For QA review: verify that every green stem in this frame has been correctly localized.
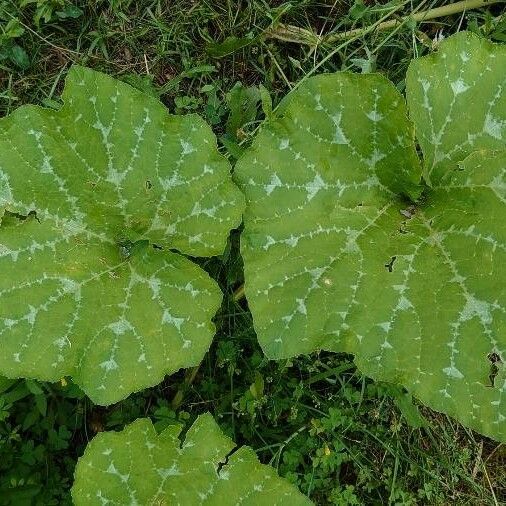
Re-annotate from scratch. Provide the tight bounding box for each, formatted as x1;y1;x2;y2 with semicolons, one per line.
266;0;504;46
171;365;200;410
326;0;505;42
305;362;356;385
233;284;245;302
264;23;318;46
272;0;428;94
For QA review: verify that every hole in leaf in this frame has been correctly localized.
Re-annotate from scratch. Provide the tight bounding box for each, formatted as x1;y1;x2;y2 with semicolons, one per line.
216;445;240;476
1;210;40;227
489;352;501;364
5;209;39;222
384;256;396;273
488;352;503;387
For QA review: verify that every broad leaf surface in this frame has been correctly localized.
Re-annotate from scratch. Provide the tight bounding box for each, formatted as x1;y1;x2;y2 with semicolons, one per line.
407;32;506;186
236;34;506;441
0;66;244;405
72;413;312;505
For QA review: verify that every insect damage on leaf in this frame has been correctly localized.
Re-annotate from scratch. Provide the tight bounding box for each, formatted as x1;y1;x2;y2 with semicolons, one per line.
235;32;506;442
0;66;245;405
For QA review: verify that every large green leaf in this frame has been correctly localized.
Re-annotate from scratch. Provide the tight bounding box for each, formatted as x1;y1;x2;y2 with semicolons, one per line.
235;33;506;441
0;66;244;405
72;413;312;505
407;32;506;186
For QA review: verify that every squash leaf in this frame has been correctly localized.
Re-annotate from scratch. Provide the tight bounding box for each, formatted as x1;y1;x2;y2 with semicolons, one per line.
235;33;506;441
72;412;312;505
407;32;506;186
0;66;245;405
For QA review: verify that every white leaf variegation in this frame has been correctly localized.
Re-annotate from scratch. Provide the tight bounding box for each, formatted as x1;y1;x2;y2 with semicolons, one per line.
407;32;506;186
72;413;312;505
0;66;245;405
236;33;506;442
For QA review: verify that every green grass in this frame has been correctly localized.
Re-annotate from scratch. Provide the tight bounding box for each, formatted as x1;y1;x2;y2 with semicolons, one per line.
0;0;506;504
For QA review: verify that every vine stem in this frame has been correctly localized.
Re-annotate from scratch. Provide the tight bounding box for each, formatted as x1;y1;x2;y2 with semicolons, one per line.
266;0;505;46
233;284;245;302
327;0;505;42
171;365;200;410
